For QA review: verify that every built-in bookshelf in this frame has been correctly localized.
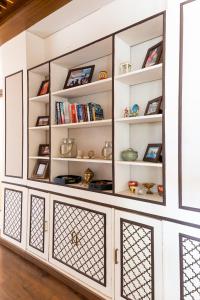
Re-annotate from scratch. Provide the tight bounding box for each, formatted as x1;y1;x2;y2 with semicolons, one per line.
28;13;165;203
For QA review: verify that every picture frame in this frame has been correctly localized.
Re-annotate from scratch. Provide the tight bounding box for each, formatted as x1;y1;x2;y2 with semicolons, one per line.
37;80;50;96
36;116;49;127
63;65;95;89
144;96;162;115
32;160;49;179
38;144;50;156
142;41;163;68
143;143;162;162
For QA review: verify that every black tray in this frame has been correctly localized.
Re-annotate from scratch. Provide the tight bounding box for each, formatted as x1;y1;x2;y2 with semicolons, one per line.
89;180;113;191
54;175;82;185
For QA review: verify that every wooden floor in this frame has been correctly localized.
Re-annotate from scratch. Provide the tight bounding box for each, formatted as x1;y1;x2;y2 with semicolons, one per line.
0;244;87;300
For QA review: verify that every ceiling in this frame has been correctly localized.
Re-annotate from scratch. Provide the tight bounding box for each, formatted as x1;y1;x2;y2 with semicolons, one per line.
0;0;28;21
28;0;115;39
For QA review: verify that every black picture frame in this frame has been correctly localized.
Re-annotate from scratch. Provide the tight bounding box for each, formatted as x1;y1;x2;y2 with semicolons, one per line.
36;116;49;127
143;143;162;162
38;144;50;156
144;96;163;115
63;65;95;89
37;80;50;96
142;41;163;68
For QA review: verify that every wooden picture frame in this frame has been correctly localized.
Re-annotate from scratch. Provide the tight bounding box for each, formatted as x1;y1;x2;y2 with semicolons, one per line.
142;41;163;68
38;144;50;156
144;96;162;115
37;80;50;96
32;160;49;179
143;143;162;162
63;65;95;89
36;116;49;127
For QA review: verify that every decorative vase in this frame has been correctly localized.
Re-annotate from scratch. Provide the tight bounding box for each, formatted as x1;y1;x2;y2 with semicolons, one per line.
102;141;112;160
143;183;155;194
157;184;164;196
128;181;138;193
121;148;138;161
60;138;77;158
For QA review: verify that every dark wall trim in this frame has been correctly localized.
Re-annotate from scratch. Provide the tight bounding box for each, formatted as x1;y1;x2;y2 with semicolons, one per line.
5;70;23;179
178;0;200;212
3;180;200;230
0;238;103;300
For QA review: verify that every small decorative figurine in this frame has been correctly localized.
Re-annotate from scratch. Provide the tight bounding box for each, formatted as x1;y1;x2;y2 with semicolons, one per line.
129;104;139;117
157;184;164;196
88;150;95;159
82;168;94;186
124;107;129;118
98;71;108;80
120;62;132;74
143;183;155;194
76;150;83;159
128;181;138;193
121;148;138;161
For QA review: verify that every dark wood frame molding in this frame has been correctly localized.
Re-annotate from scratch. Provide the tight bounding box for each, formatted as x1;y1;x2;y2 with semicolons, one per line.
0;238;103;300
26;11;166;207
178;0;200;212
5;70;23;179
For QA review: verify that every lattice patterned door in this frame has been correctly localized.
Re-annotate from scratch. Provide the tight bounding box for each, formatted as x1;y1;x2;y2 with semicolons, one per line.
2;184;28;249
115;211;163;300
27;190;49;260
49;196;113;297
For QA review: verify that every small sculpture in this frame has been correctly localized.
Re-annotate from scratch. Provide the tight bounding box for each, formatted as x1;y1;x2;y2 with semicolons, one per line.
129;104;139;117
88;150;95;159
82;168;94;186
124;107;129;118
157;184;164;196
128;181;138;193
98;71;108;80
76;150;83;159
120;62;132;74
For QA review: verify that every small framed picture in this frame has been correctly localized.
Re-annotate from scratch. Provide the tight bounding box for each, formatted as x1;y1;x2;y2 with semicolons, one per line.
142;41;163;68
32;160;49;179
144;97;162;115
37;80;50;96
36;116;49;127
143;144;162;162
63;65;95;89
38;144;50;156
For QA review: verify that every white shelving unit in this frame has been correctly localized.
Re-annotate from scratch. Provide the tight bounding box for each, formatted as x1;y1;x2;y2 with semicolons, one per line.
116;161;162;168
116;114;162;124
52;158;112;164
51;119;112;129
29;94;49;103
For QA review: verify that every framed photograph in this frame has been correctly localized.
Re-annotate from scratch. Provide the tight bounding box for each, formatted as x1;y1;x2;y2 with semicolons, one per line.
32;160;49;179
142;41;163;68
63;65;95;89
37;80;50;96
36;116;49;127
143;143;162;162
38;144;50;156
144;96;162;115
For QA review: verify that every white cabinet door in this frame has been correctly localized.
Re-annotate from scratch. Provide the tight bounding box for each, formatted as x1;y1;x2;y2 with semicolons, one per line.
1;184;28;249
49;195;114;299
26;189;49;261
115;210;163;300
163;221;200;300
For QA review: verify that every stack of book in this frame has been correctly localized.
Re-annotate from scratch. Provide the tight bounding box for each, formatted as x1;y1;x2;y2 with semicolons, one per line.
55;101;104;124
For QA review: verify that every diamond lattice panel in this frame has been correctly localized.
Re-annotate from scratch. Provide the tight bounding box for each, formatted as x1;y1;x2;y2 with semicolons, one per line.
180;234;200;300
121;219;153;300
52;201;106;286
29;195;45;253
3;189;22;242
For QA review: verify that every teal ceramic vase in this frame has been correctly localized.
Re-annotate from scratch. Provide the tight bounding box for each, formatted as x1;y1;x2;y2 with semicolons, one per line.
121;148;138;161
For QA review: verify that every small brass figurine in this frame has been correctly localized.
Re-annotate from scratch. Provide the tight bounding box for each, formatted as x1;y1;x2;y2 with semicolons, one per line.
98;71;108;80
143;183;154;194
82;168;94;186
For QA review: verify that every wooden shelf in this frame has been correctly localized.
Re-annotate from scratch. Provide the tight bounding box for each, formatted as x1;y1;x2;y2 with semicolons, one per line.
52;157;112;164
115;64;162;86
52;119;112;129
29;94;49;103
29;156;49;160
52;78;112;98
118;190;162;202
116;114;162;124
29;126;49;131
116;160;162;168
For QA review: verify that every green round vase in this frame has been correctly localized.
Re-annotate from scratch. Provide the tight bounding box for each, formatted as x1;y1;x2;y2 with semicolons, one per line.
121;148;138;161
